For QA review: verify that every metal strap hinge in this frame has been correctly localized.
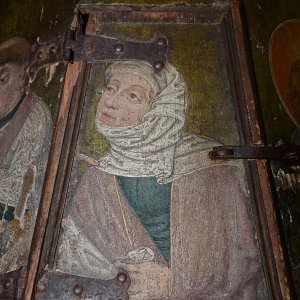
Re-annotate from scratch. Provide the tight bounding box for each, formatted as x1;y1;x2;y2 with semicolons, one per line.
209;144;300;166
28;13;168;81
34;268;130;300
0;267;27;299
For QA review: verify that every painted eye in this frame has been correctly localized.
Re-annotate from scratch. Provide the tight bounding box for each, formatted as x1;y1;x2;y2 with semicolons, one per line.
106;86;116;94
129;92;140;102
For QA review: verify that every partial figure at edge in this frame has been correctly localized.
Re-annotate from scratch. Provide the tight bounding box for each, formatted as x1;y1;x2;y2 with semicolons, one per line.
0;38;53;272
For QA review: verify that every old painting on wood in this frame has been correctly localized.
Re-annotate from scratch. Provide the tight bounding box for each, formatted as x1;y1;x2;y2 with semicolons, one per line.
0;38;52;272
52;19;270;299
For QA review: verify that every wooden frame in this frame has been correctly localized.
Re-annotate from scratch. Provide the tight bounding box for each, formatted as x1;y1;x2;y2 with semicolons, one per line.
21;1;292;299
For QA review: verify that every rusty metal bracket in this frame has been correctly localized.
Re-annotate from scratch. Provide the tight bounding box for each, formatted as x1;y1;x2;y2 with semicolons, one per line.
73;32;168;69
0;267;27;299
209;144;300;166
34;268;130;299
28;29;168;81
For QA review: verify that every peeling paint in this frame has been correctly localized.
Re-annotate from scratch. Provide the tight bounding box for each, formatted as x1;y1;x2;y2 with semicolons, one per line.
44;62;59;87
40;5;44;22
277;168;300;191
256;42;267;54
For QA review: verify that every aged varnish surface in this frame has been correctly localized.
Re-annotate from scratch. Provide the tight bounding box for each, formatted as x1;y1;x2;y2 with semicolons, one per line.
0;0;300;299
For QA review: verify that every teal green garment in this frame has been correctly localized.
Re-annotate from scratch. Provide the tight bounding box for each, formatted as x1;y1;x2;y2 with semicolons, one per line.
0;203;15;221
117;176;171;262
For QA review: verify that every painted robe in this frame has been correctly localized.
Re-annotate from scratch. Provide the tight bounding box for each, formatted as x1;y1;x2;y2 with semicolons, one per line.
58;160;261;299
0;91;52;272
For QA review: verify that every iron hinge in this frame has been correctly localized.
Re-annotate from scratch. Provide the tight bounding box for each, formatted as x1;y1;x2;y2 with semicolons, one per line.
28;13;168;81
209;144;300;166
34;268;130;299
0;267;27;300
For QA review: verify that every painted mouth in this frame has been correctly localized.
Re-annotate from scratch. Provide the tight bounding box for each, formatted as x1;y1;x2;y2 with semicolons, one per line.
101;111;116;120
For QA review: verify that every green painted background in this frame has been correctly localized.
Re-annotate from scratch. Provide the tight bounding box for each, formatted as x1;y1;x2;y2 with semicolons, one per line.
1;0;299;141
80;23;240;162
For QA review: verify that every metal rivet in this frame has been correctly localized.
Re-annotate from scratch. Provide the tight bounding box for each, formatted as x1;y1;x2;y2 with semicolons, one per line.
153;60;165;72
114;44;124;54
3;279;11;289
117;273;127;284
73;284;84;296
156;37;166;46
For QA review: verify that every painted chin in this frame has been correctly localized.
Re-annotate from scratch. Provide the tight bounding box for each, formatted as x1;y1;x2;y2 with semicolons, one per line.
120;116;139;127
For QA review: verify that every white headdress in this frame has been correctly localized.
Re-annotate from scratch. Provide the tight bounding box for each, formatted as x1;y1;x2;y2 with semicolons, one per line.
95;61;223;183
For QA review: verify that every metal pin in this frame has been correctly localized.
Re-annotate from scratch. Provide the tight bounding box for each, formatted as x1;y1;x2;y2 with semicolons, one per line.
156;37;166;46
73;284;84;296
114;44;124;54
153;60;164;72
117;273;127;284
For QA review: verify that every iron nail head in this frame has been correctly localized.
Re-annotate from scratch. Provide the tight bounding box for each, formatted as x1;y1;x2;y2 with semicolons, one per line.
156;37;166;46
114;44;124;54
73;283;84;296
117;273;127;284
153;60;165;72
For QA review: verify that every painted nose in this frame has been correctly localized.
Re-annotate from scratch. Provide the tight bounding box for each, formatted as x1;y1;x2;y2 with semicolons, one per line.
104;93;121;110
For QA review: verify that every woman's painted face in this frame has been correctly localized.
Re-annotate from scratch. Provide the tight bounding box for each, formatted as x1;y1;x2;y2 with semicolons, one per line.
96;72;155;127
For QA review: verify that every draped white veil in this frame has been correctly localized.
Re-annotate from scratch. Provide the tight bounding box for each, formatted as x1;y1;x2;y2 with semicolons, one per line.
95;61;223;183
